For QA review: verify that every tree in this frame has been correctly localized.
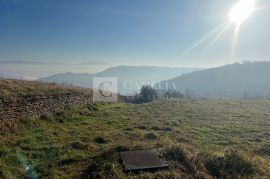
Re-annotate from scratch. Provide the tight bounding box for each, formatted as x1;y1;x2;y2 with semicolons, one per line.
139;85;158;102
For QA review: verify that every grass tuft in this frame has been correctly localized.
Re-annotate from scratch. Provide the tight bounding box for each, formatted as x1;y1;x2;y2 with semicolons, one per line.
94;137;108;144
205;149;256;178
144;133;158;140
163;146;197;174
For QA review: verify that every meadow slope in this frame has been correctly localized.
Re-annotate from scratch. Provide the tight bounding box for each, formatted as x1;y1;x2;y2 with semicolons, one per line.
1;99;270;178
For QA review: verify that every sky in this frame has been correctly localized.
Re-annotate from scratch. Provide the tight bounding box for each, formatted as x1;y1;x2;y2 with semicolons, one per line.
0;0;270;67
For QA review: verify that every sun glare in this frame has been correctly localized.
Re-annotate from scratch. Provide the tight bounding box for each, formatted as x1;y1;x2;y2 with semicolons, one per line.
182;0;258;56
230;0;255;25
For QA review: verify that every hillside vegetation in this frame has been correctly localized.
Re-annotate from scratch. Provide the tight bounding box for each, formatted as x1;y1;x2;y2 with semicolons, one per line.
1;99;270;178
159;62;270;99
0;78;92;98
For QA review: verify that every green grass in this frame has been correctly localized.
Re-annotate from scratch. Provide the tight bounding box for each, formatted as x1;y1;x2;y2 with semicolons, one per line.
1;99;270;178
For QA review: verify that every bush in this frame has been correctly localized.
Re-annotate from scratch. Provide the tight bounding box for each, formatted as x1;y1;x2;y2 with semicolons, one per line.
158;89;184;99
205;150;255;178
130;85;158;103
140;85;158;101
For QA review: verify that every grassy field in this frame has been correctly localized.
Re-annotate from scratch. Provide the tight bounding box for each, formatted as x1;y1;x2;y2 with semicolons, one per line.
1;99;270;178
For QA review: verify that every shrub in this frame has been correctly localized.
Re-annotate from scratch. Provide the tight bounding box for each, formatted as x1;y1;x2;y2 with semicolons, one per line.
159;89;184;99
130;85;158;103
205;150;255;178
140;85;158;101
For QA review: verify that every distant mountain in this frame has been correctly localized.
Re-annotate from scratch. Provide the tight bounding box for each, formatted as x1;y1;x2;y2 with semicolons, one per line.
40;66;201;95
158;62;270;99
39;72;94;87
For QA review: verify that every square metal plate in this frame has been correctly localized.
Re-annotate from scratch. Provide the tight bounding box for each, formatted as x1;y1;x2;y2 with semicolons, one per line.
119;150;168;171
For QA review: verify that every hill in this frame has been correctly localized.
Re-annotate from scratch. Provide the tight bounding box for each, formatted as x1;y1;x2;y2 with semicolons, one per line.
158;62;270;99
40;66;201;95
39;72;94;88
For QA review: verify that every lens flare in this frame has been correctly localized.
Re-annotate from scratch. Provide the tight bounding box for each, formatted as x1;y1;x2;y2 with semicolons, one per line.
182;0;257;57
230;0;255;25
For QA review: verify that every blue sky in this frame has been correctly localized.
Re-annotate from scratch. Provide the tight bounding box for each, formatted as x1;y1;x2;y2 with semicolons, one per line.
0;0;270;67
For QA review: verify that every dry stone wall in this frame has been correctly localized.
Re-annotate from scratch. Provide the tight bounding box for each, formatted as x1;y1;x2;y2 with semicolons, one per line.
0;93;92;121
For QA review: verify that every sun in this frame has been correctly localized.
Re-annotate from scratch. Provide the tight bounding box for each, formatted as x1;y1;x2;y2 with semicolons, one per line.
230;0;255;25
182;0;258;56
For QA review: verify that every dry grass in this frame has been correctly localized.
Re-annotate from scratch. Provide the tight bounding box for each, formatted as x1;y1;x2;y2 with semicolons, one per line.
0;78;92;98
